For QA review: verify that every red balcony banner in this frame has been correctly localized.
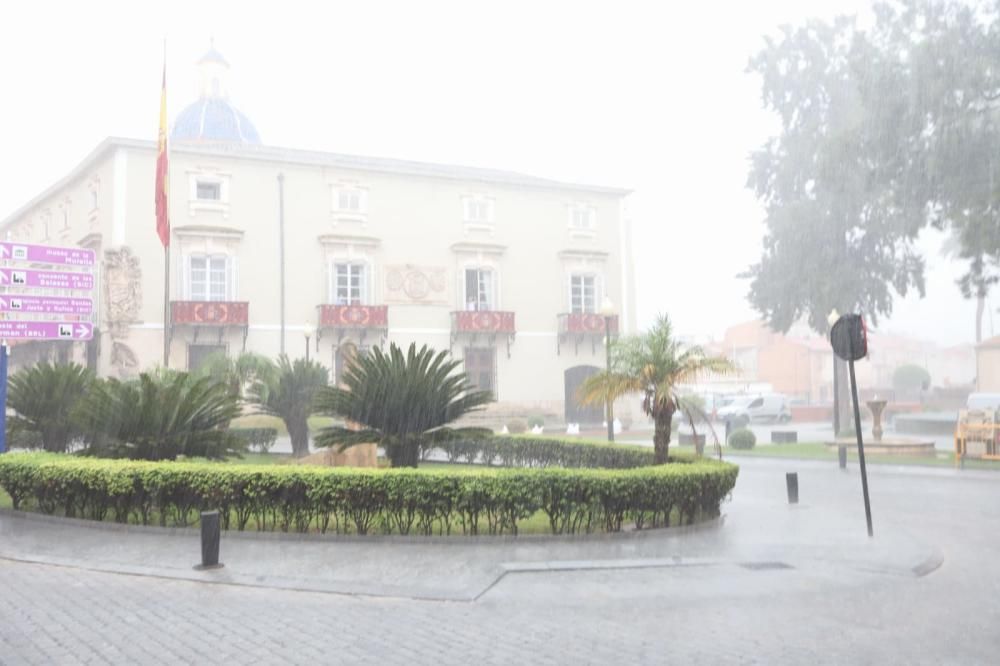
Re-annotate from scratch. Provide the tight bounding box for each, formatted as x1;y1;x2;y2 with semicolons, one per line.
319;304;388;329
171;301;249;325
452;311;516;333
560;313;618;334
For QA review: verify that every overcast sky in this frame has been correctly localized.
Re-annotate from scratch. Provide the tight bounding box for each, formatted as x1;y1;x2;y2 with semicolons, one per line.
0;0;981;347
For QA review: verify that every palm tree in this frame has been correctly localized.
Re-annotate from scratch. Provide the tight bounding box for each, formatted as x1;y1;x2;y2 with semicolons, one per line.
579;315;733;464
313;342;493;467
197;351;277;402
79;372;243;460
249;355;328;457
7;362;94;452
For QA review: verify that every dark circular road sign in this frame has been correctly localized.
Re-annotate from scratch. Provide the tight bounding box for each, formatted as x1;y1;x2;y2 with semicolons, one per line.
830;314;868;361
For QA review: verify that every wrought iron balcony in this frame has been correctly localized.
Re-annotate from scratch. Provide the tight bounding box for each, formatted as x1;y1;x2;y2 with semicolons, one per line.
450;310;516;357
317;304;388;345
169;301;249;347
557;312;618;355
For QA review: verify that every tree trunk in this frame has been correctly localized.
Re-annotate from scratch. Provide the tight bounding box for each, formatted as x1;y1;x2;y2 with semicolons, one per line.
976;293;985;344
653;411;673;464
289;421;309;458
388;439;419;468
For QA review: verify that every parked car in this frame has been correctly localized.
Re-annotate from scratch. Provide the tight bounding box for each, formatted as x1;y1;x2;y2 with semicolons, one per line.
716;394;791;426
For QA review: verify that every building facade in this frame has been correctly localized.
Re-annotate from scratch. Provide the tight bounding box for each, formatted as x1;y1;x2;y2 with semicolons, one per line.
0;48;636;424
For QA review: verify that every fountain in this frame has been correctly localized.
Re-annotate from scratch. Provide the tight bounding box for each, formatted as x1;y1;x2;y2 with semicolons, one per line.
867;398;887;441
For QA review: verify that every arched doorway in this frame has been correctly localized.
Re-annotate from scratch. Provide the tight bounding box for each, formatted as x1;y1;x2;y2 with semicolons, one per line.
565;365;603;425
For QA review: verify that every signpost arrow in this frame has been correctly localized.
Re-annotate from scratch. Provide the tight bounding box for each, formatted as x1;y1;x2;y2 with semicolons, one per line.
0;321;94;341
0;267;94;291
0;241;95;267
0;295;92;315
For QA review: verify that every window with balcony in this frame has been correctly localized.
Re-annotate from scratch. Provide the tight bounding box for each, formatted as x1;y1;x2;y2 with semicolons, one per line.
330;262;367;305
570;274;599;313
464;347;496;399
188;255;234;301
464;268;495;311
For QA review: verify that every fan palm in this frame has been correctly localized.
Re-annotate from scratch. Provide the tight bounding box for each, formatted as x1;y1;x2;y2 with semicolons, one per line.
579;315;733;464
7;362;94;452
249;355;328;457
313;342;493;467
79;372;243;460
197;351;277;402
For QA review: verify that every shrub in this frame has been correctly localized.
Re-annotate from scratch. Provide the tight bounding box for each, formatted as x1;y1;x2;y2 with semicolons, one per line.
230;428;278;453
0;452;738;535
7;362;95;452
728;428;756;450
506;419;528;434
250;356;328;458
437;436;655;469
527;415;545;429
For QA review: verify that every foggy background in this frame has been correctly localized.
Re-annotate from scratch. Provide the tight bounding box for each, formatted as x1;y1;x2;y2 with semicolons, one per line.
0;0;978;346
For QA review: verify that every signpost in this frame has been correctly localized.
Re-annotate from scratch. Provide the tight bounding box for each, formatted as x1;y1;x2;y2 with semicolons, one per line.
830;313;874;538
0;241;96;454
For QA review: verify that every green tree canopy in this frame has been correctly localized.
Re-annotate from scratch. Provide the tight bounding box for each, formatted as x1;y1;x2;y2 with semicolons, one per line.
7;362;94;453
249;355;328;458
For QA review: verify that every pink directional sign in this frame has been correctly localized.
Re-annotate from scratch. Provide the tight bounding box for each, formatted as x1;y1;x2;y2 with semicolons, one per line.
0;242;95;267
0;295;92;315
0;267;94;291
0;320;92;340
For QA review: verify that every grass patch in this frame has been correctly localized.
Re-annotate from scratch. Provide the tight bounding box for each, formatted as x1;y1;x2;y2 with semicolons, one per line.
229;415;339;436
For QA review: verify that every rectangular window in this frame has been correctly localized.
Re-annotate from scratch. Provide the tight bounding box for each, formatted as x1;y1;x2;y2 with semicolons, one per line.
332;263;366;305
464;268;494;311
462;196;494;224
463;347;496;399
196;181;221;201
569;205;596;230
337;189;361;211
570;275;597;314
190;256;230;301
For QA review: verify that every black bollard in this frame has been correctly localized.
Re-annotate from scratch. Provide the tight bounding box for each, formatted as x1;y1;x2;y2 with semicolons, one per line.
838;445;847;469
196;510;223;570
786;472;799;504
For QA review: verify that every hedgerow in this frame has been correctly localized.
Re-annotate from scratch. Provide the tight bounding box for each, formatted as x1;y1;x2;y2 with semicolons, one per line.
435;436;655;468
0;452;738;536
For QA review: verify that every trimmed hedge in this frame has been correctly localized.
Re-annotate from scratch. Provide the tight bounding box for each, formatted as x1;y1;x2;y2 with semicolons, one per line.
0;452;738;536
229;427;278;453
436;436;655;469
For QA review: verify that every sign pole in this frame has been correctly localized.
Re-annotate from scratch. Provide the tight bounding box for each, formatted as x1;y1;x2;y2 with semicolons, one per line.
847;352;874;537
163;243;170;368
0;343;7;455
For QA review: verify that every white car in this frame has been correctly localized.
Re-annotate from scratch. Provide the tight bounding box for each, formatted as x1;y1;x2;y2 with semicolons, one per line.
716;394;791;426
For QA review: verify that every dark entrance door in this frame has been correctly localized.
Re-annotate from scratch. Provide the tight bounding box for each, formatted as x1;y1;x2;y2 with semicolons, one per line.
565;365;603;425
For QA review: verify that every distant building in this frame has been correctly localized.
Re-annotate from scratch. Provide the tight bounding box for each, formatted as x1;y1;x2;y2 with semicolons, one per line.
710;320;975;403
0;46;637;424
976;336;1000;392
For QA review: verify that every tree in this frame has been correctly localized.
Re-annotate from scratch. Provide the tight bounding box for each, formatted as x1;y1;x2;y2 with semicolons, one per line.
745;13;928;335
578;316;733;464
893;364;931;397
7;362;94;452
79;372;243;460
313;343;492;467
250;355;328;457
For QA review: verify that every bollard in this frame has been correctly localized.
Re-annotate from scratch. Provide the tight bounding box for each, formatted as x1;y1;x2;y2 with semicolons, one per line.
786;472;799;504
196;510;223;570
838;445;847;469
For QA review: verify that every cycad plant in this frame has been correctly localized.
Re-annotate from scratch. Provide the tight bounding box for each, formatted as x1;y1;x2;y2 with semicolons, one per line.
7;362;95;452
249;355;328;457
79;372;243;460
580;315;733;464
313;343;493;467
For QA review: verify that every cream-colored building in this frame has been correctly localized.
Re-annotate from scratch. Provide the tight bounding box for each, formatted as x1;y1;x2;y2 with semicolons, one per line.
0;47;636;424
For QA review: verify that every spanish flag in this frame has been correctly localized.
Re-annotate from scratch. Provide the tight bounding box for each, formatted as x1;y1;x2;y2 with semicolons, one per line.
155;59;169;247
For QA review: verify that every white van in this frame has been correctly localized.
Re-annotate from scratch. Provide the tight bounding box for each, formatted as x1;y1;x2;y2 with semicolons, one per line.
966;393;1000;411
716;394;791;426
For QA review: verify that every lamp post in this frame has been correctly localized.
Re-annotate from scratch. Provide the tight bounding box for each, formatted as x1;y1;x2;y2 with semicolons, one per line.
600;296;616;443
827;309;840;436
303;324;315;363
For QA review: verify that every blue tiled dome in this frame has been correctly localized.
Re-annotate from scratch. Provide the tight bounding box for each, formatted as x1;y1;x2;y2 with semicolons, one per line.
171;97;261;144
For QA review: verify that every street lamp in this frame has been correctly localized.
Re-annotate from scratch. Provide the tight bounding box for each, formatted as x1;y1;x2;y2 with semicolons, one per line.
827;309;840;436
303;324;315;362
600;296;616;443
